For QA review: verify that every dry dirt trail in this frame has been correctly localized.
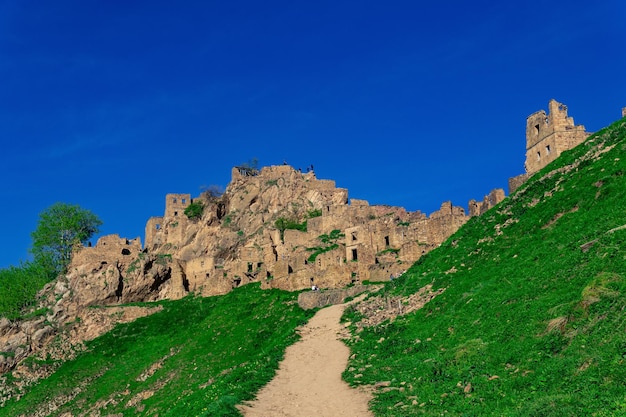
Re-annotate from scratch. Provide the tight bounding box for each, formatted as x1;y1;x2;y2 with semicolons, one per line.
238;301;373;417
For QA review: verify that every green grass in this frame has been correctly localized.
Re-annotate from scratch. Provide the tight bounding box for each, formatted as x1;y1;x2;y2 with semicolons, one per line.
2;284;314;416
341;118;626;416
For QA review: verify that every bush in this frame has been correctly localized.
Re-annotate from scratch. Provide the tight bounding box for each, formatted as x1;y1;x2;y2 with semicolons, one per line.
184;201;204;220
0;262;51;320
275;217;307;241
307;209;322;218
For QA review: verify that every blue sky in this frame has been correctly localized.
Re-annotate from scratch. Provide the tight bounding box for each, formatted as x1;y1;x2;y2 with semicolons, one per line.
1;1;625;268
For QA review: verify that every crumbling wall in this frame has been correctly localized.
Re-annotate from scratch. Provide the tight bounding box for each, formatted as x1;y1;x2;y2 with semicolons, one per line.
72;234;142;266
510;99;590;193
164;193;191;218
468;189;506;217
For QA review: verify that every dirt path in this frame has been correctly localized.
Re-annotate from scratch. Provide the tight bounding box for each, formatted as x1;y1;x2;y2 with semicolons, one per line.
238;301;373;417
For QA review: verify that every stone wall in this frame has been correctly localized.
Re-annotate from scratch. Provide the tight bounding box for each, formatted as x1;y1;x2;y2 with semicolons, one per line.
468;189;506;217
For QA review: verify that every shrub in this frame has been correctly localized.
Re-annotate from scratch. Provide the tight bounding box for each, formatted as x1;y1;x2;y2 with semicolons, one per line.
275;217;307;241
307;209;322;218
0;262;51;320
184;201;204;220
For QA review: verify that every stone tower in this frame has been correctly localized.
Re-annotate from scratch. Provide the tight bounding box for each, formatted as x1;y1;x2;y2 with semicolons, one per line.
524;99;589;174
509;99;590;193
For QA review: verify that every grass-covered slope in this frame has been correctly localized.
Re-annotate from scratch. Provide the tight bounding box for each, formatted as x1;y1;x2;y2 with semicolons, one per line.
343;118;626;416
2;284;313;417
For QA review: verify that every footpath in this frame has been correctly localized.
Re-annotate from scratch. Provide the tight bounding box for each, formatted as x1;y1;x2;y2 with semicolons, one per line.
238;301;373;417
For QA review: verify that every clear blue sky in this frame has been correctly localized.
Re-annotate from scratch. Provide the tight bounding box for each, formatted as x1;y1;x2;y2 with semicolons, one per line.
1;1;625;268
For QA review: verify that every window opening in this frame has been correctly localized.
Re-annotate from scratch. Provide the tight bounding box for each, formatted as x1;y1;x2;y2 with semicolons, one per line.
534;124;540;135
385;236;390;246
546;145;551;155
351;232;357;242
352;248;358;261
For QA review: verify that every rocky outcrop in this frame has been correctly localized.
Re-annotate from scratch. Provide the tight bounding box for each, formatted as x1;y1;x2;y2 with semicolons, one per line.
0;275;161;405
66;165;504;307
65;166;496;308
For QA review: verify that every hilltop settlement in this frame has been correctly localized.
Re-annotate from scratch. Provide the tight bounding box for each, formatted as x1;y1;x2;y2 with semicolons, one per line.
0;99;604;392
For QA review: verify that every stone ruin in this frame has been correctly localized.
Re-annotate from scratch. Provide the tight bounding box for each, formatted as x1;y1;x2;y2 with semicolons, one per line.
65;164;505;305
509;99;591;193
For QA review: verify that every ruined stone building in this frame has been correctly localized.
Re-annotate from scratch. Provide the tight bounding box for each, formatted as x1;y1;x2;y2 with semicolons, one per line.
68;165;504;305
509;99;590;193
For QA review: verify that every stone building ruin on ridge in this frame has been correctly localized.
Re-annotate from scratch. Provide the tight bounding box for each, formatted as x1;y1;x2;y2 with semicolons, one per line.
57;100;626;307
69;164;505;305
509;99;591;193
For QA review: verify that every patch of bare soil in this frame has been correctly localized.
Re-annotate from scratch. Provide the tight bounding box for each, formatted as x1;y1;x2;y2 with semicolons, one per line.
349;284;445;331
238;300;373;417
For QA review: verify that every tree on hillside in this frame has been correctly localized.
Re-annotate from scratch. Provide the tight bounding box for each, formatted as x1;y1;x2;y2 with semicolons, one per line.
30;203;103;277
200;184;224;201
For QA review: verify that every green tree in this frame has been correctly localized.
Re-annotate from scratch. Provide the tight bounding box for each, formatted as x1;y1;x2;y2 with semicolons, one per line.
30;203;103;276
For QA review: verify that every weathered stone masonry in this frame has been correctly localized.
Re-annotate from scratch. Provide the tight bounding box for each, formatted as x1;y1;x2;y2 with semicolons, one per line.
69;164;504;303
509;99;590;193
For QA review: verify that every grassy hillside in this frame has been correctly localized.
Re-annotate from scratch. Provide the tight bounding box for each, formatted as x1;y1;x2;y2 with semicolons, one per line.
1;285;313;416
3;117;624;417
342;117;626;416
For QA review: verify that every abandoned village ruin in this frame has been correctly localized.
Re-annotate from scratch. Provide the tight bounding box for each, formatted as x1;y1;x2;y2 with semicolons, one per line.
70;165;504;305
65;99;598;306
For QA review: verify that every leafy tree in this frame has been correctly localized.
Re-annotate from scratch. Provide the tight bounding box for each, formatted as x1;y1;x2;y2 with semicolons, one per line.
30;203;102;276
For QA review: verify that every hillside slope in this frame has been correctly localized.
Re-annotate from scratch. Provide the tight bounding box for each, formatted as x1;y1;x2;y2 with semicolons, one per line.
1;285;314;416
2;116;624;417
342;117;626;415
